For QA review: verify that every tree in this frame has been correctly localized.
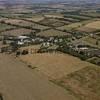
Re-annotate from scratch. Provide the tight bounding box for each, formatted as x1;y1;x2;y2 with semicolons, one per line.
96;40;99;45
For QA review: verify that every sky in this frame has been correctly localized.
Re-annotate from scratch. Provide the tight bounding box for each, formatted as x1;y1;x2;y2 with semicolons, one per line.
0;0;100;3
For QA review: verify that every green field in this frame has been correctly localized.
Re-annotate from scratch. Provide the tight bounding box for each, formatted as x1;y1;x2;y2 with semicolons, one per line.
0;23;15;32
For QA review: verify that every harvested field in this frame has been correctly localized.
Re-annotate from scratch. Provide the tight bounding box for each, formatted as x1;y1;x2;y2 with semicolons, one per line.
1;28;34;36
19;53;96;79
84;21;100;29
37;29;70;37
78;21;100;32
55;66;100;100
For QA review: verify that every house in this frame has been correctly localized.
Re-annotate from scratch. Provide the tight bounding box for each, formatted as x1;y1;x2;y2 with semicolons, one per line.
15;36;32;46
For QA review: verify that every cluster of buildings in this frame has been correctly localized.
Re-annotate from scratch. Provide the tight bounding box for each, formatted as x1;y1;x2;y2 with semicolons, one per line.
71;43;100;58
0;34;64;54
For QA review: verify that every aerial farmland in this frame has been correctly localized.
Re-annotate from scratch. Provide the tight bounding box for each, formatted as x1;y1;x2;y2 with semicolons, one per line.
0;1;100;100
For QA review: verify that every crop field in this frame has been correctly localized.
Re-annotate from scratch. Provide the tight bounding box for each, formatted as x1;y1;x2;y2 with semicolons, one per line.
63;17;80;23
4;19;49;30
78;20;100;32
81;36;100;48
24;15;45;22
19;53;96;79
0;23;16;32
51;22;65;27
37;29;70;37
64;14;91;21
80;12;100;18
57;19;100;32
54;66;100;100
83;20;100;29
44;14;63;18
39;18;59;25
57;22;83;31
0;28;34;36
40;18;65;27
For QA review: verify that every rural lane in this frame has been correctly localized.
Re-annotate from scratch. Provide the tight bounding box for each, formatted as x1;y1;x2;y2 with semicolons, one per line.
0;54;75;100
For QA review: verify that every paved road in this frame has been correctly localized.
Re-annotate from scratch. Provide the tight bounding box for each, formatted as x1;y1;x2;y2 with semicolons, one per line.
0;54;75;100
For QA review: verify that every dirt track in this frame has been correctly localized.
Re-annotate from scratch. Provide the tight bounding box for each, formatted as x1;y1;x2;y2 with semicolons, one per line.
0;54;76;100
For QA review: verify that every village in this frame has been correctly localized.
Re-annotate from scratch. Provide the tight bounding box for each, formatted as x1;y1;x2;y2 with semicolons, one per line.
0;27;100;66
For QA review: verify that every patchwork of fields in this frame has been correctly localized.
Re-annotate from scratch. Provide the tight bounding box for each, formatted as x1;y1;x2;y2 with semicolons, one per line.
0;4;100;100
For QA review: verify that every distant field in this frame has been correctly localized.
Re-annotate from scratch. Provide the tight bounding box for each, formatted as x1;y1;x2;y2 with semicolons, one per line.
40;18;58;25
78;20;100;32
40;18;65;27
44;14;63;18
4;19;49;30
19;53;96;79
82;36;100;48
0;28;34;36
54;66;100;100
25;15;45;22
64;14;91;20
57;20;94;31
0;23;15;32
84;21;100;29
57;22;82;31
37;29;70;37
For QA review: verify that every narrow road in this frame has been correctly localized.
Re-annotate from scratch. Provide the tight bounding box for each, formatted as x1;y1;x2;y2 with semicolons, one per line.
0;54;75;100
